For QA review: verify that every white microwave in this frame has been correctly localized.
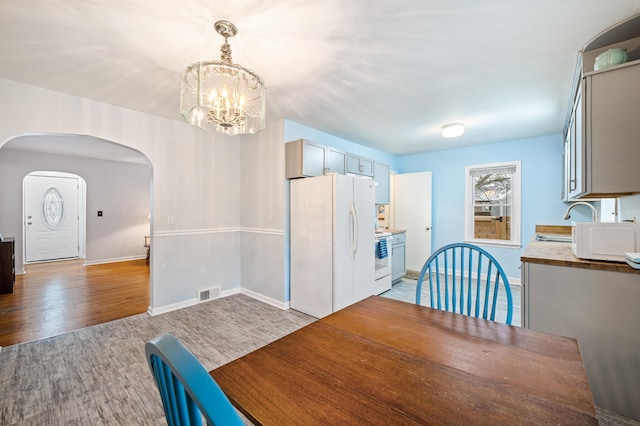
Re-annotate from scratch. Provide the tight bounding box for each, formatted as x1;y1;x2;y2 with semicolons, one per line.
572;222;640;262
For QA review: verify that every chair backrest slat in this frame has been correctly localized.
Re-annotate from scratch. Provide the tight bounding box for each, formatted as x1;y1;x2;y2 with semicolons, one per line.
416;243;513;325
146;334;244;426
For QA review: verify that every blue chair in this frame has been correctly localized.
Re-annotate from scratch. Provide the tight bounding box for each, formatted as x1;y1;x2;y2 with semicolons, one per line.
145;334;243;426
416;243;513;325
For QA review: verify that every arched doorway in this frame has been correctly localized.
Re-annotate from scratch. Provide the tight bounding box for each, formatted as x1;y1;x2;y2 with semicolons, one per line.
0;133;153;346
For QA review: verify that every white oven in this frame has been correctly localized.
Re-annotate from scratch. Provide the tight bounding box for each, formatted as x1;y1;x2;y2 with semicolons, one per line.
374;233;392;293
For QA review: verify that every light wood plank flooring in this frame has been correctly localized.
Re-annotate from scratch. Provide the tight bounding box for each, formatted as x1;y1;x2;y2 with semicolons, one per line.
0;258;149;347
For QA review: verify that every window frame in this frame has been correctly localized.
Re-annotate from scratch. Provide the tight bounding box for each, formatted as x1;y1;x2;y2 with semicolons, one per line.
464;160;521;248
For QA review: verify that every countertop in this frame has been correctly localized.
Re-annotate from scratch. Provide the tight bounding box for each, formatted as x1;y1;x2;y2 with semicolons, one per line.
521;225;640;274
376;228;406;235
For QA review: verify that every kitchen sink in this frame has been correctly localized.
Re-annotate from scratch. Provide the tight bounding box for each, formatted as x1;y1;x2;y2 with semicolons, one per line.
535;235;572;243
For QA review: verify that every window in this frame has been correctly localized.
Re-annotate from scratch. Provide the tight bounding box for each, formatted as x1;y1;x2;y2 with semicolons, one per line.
464;161;521;248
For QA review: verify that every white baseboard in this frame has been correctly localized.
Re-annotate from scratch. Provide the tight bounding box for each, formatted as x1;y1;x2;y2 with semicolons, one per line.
84;255;146;266
148;298;198;316
220;287;242;298
509;276;522;286
241;288;290;310
148;287;290;316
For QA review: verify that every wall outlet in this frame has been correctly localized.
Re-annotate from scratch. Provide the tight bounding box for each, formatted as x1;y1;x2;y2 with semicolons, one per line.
97;211;103;217
167;214;174;225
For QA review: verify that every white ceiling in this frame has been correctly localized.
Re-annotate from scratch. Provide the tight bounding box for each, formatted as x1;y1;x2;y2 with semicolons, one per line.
0;1;639;156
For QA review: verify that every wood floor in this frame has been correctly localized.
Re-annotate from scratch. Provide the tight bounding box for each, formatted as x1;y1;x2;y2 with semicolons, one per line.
0;258;150;347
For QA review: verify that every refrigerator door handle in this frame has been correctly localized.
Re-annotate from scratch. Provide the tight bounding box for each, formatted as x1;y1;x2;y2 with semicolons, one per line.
351;201;359;258
349;202;355;258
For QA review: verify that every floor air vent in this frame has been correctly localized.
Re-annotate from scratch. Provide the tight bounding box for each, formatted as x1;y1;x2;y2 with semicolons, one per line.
197;286;221;303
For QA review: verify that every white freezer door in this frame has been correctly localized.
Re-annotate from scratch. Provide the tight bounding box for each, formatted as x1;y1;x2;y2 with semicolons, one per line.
332;174;355;312
290;175;335;318
352;177;376;302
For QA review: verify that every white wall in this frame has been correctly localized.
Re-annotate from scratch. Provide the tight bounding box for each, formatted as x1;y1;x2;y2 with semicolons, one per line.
0;147;150;267
240;120;288;306
0;77;242;311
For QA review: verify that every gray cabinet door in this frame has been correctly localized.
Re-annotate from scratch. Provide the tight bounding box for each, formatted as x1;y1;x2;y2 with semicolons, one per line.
523;262;640;419
585;62;640;194
325;147;346;174
566;88;584;200
301;141;326;177
359;157;374;177
347;154;374;177
391;243;405;282
346;154;361;175
374;162;390;205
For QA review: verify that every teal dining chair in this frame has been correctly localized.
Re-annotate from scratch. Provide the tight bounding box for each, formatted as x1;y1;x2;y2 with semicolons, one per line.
416;243;513;325
145;334;243;426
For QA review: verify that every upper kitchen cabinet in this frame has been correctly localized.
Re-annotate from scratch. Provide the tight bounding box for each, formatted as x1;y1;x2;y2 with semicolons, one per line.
563;88;583;200
374;161;390;205
347;153;374;177
285;139;346;179
325;146;346;175
562;14;640;199
584;61;640;196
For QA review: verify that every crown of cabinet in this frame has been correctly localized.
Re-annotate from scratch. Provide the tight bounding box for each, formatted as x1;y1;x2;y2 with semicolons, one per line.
581;13;640;75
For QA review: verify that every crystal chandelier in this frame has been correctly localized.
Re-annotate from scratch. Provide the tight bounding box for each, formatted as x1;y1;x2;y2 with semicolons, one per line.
180;20;266;135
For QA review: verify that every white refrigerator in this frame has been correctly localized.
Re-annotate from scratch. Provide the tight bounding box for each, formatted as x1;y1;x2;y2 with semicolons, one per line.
290;173;376;318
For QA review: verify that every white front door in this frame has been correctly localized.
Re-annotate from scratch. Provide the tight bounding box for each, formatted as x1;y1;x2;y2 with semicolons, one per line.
392;172;432;272
24;174;80;262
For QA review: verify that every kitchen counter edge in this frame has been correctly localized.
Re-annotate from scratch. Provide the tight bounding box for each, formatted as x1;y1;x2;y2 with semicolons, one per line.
522;227;640;274
376;229;406;235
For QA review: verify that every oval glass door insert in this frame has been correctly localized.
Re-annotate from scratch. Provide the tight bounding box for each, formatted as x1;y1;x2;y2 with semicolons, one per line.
42;187;64;229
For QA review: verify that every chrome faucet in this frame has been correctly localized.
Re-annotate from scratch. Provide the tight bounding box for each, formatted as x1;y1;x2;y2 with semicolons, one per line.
563;201;598;222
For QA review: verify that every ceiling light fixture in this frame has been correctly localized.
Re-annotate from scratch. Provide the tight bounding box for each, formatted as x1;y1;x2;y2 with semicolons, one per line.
441;123;464;138
180;20;266;135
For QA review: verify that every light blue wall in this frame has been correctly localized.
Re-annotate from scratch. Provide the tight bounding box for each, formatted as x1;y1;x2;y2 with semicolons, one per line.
396;134;588;278
284;120;396;166
282;119;589;280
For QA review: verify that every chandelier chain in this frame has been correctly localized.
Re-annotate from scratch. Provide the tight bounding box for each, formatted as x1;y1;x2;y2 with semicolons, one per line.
220;39;232;64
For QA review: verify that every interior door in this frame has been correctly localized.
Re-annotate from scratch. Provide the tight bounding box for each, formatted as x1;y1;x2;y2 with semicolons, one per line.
391;172;432;272
24;175;80;262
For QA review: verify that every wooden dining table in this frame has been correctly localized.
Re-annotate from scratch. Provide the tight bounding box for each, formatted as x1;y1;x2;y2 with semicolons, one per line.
210;296;597;425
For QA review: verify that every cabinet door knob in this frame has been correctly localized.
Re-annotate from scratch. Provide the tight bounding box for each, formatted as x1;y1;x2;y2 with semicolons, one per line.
27;222;32;225
425;226;431;231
